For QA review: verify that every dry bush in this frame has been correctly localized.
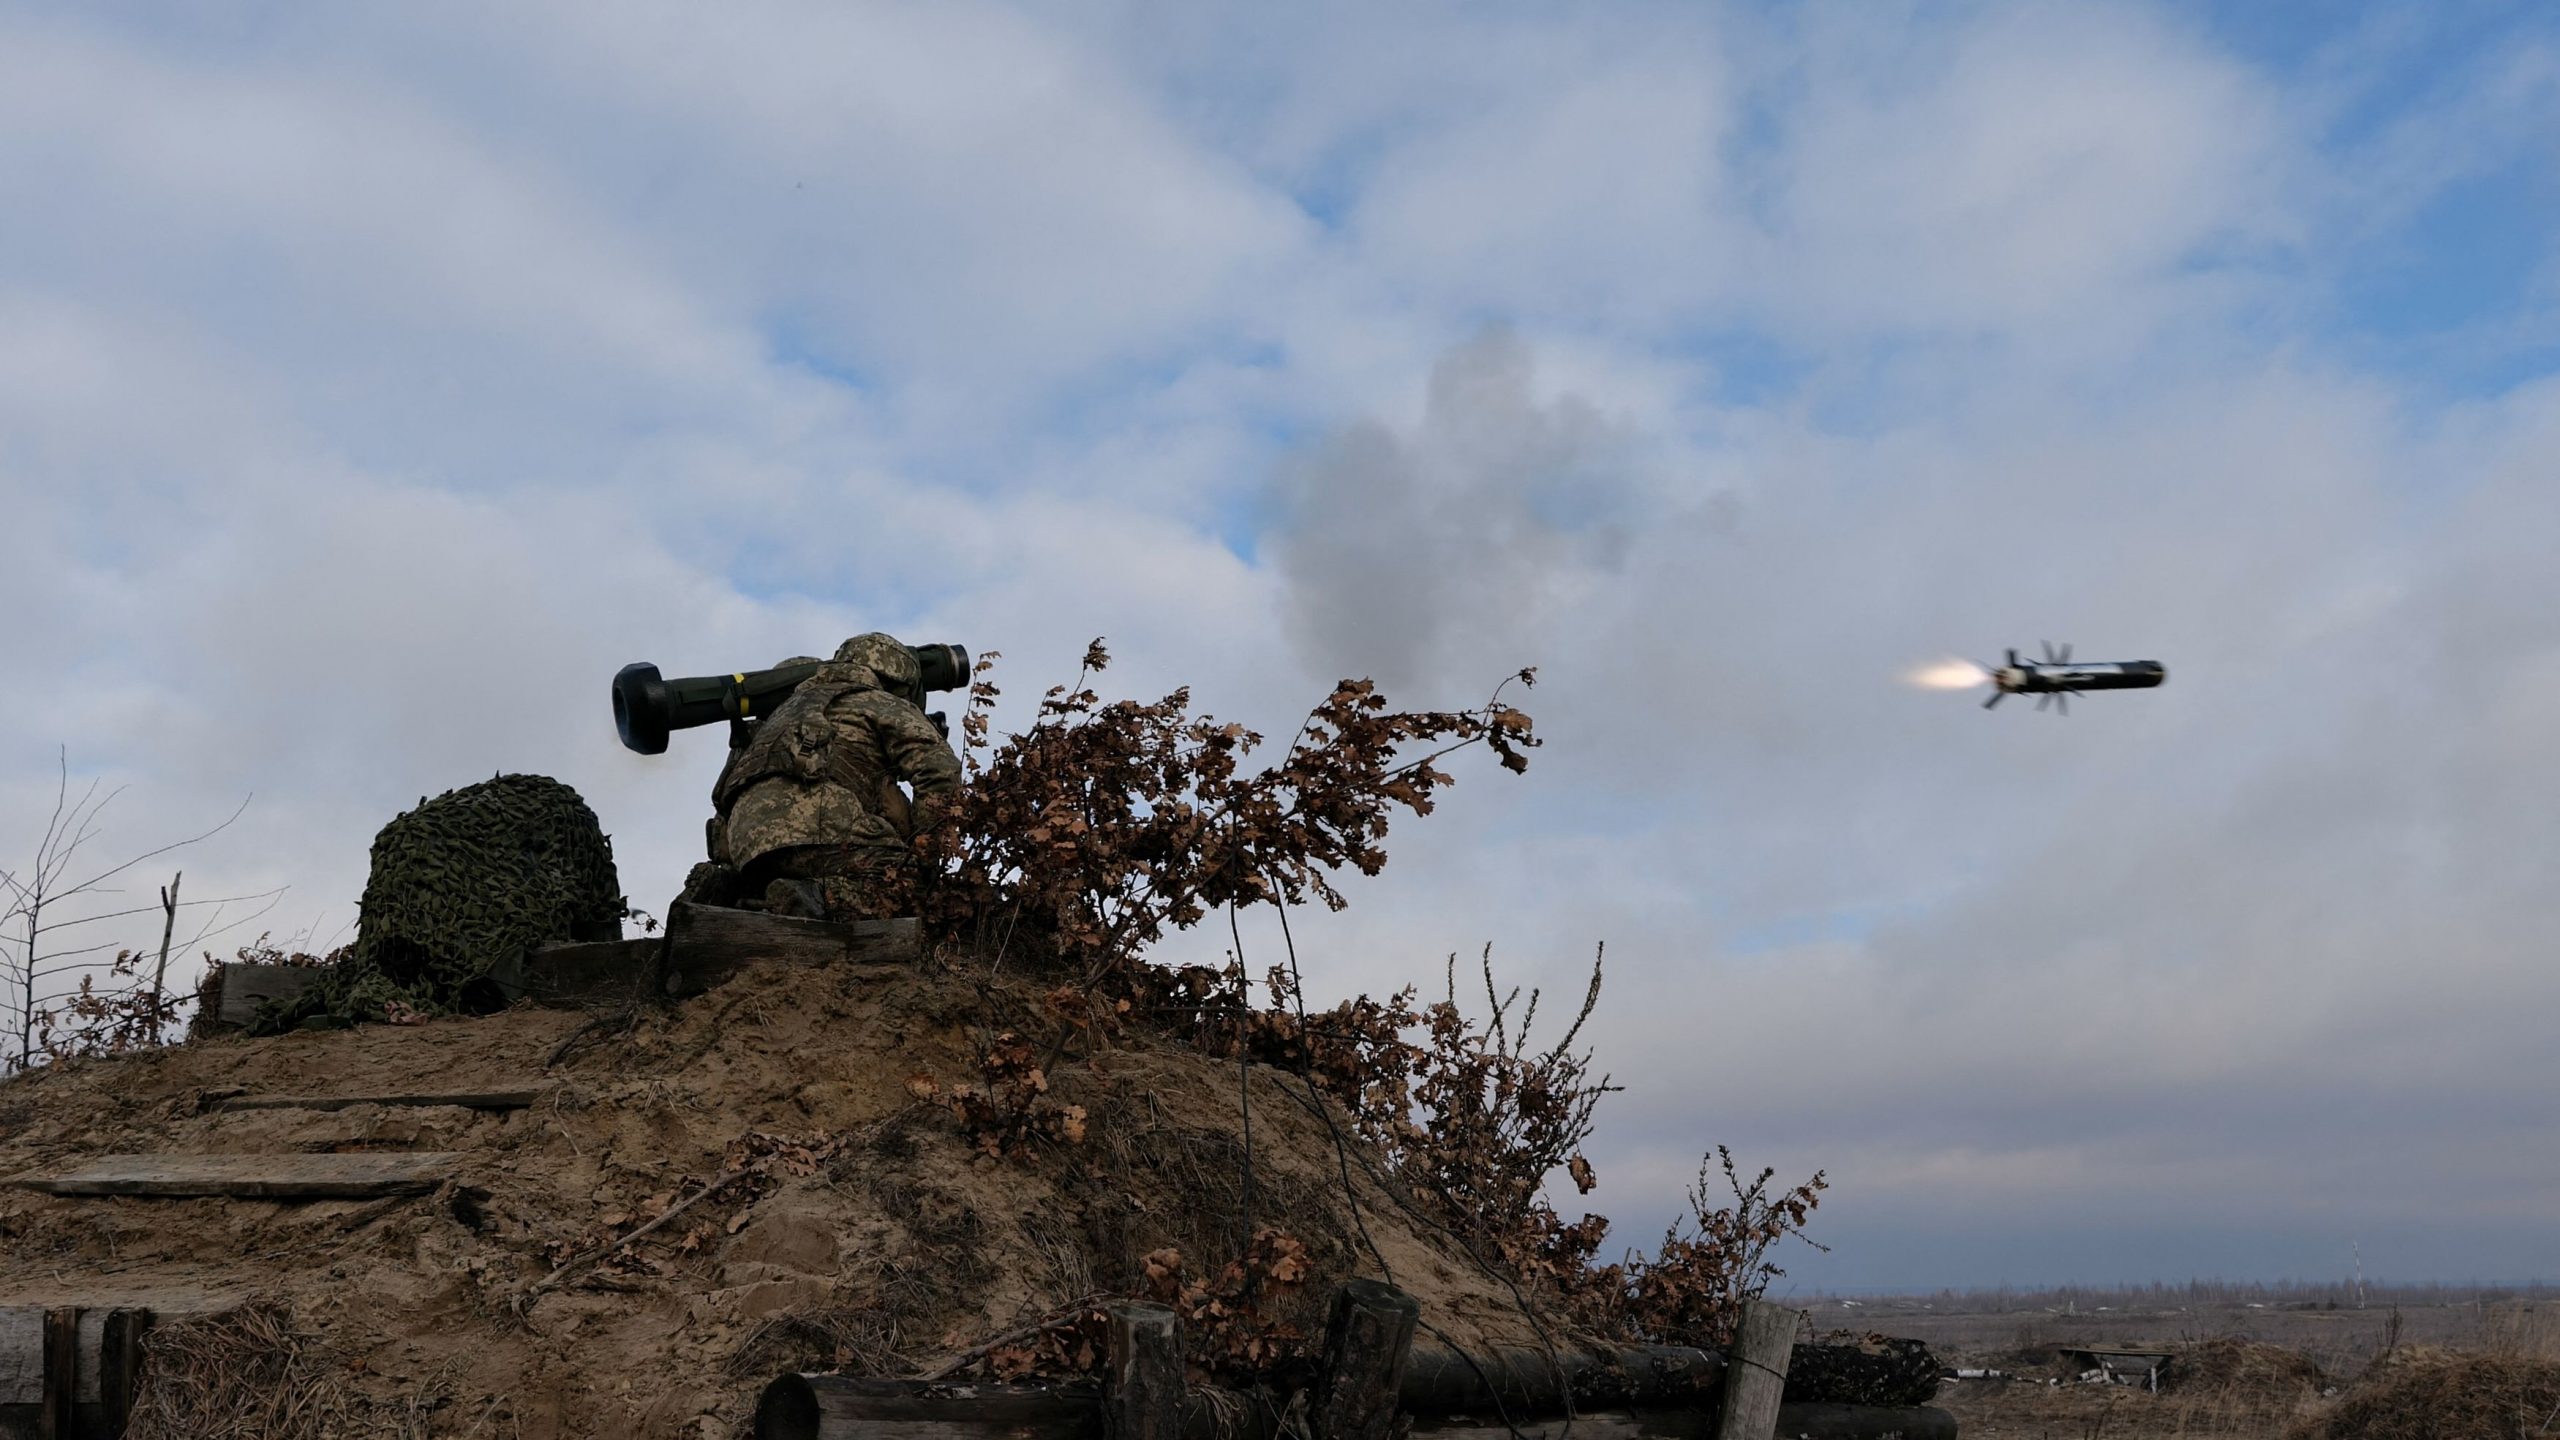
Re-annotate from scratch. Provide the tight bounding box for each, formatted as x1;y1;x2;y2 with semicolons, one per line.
1123;948;1620;1299
1587;1147;1829;1350
45;932;341;1059
34;946;192;1060
896;648;1827;1377
5;756;274;1071
911;641;1537;981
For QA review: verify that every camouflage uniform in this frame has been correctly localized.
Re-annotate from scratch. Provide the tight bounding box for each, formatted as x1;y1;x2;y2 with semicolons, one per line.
702;633;960;919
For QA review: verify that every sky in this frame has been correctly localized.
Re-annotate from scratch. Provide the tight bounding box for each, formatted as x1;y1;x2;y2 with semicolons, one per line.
3;0;2557;1290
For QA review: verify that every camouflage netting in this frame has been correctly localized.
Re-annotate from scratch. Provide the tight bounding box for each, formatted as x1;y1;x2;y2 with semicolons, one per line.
258;774;625;1031
1785;1333;1944;1408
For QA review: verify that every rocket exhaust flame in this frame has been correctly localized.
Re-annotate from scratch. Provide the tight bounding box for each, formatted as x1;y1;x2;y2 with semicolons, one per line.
1905;659;1990;690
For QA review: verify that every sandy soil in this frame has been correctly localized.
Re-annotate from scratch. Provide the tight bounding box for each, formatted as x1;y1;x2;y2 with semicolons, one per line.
1;959;1548;1439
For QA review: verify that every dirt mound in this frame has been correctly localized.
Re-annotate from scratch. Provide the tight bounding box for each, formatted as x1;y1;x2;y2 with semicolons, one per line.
2169;1335;2327;1400
2286;1347;2560;1440
1;960;1548;1439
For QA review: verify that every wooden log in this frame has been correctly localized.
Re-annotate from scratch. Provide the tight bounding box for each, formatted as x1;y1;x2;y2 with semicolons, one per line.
756;1376;1292;1440
1312;1280;1420;1440
1103;1305;1181;1440
11;1152;459;1200
1769;1403;1958;1440
1408;1405;1955;1440
1409;1412;1709;1440
1398;1343;1725;1415
762;1343;1725;1439
750;1375;1950;1440
97;1310;149;1437
1717;1300;1798;1440
660;903;921;998
204;963;327;1031
487;938;662;1008
38;1309;73;1440
210;1090;546;1114
753;1375;1097;1440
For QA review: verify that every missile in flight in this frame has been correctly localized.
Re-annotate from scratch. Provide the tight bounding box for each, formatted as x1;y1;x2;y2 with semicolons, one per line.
1980;641;2166;713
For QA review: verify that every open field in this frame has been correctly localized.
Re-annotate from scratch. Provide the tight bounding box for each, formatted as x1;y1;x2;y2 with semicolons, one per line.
1796;1286;2560;1438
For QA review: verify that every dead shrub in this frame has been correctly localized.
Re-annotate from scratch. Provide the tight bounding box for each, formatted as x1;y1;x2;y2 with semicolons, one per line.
874;648;1825;1376
911;642;1537;982
1588;1146;1829;1350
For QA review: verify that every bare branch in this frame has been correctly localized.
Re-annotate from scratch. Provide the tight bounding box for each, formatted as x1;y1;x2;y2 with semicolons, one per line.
49;792;253;901
30;886;288;935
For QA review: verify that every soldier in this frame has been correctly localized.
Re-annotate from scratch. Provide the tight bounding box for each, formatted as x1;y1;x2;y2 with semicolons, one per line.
696;632;962;920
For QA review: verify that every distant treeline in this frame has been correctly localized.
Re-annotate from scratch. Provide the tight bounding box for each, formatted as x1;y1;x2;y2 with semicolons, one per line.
1796;1279;2560;1310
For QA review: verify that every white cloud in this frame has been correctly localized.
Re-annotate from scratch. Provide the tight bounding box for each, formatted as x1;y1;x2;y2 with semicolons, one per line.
4;0;2556;1286
1755;4;2296;340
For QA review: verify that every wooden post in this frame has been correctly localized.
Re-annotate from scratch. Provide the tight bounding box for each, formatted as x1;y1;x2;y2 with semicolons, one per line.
1312;1280;1421;1440
151;873;180;1043
100;1307;153;1435
1716;1299;1798;1440
38;1307;76;1440
1104;1303;1183;1440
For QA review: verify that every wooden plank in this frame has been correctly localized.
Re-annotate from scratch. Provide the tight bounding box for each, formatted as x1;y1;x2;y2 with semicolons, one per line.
1103;1304;1181;1440
487;938;661;1008
11;1152;459;1200
37;1309;73;1440
208;963;327;1031
660;903;920;998
1717;1300;1799;1440
210;1090;545;1114
3;1302;229;1426
0;1308;110;1415
1313;1280;1419;1440
70;1314;102;1407
99;1309;149;1435
0;1310;39;1406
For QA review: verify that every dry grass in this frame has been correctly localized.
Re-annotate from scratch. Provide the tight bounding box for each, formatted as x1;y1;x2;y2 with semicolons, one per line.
1942;1378;2328;1440
2284;1346;2560;1440
2169;1335;2326;1395
124;1301;352;1440
2474;1303;2560;1362
1918;1298;2560;1440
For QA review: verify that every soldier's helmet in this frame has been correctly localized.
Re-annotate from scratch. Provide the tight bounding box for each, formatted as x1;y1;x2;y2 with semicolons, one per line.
834;633;924;705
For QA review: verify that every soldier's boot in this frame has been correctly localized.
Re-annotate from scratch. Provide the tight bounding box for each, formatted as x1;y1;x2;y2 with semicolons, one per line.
679;861;743;909
761;878;829;920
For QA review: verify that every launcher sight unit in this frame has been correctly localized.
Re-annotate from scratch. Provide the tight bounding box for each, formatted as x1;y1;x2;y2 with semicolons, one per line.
612;642;969;754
